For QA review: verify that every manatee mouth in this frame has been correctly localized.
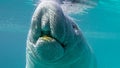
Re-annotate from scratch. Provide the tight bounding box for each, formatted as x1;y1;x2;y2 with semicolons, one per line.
40;30;65;48
33;29;65;63
35;34;64;63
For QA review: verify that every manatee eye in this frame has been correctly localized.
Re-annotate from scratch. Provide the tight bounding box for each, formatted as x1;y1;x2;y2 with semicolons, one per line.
72;24;78;30
72;25;76;29
72;23;80;34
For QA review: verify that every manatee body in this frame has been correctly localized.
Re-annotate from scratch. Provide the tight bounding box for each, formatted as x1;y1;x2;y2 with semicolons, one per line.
26;1;96;68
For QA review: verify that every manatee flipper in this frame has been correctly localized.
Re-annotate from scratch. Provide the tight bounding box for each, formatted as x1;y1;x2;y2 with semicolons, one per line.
26;1;97;68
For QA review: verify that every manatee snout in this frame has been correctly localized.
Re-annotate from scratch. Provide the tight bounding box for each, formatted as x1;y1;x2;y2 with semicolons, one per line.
27;1;68;63
27;1;82;63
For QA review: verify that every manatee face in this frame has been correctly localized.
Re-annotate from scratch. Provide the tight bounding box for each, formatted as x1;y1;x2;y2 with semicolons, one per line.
26;1;93;67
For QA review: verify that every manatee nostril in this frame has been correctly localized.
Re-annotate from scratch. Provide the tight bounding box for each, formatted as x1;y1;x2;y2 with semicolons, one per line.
41;31;51;37
41;20;50;32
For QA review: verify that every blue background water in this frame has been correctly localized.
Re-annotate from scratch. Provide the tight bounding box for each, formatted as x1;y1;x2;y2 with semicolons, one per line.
0;0;120;68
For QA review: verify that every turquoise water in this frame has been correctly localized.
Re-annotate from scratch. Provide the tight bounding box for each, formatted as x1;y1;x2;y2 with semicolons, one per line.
0;0;120;68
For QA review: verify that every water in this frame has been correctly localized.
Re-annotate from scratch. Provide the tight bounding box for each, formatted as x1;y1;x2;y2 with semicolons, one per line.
0;0;120;68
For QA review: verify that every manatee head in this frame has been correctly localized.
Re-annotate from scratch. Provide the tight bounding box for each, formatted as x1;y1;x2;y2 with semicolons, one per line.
26;1;86;65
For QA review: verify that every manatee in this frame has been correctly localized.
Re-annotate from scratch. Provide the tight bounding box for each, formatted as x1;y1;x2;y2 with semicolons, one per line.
26;1;96;68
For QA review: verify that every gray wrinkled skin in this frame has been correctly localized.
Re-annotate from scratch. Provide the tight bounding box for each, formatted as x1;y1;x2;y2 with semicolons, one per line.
26;1;97;68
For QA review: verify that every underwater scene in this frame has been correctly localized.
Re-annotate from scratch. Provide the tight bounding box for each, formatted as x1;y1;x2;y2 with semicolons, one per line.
0;0;120;68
